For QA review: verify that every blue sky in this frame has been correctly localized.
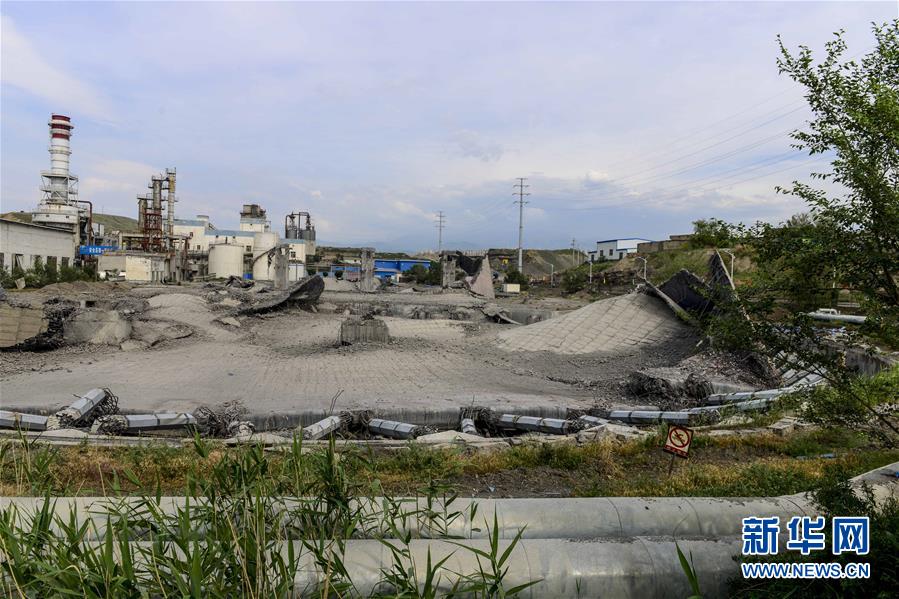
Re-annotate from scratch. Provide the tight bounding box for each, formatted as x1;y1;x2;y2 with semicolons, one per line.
2;1;895;252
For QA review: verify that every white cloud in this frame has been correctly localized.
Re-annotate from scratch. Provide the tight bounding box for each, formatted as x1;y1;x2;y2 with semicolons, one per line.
0;15;112;120
449;130;504;162
390;200;431;220
585;170;610;184
80;159;159;197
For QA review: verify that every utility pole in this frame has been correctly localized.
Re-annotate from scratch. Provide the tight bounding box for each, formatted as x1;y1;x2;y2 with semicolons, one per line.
571;238;578;262
513;178;529;272
435;211;446;254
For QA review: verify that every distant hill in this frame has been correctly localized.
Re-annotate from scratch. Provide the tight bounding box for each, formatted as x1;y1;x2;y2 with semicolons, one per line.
1;211;140;233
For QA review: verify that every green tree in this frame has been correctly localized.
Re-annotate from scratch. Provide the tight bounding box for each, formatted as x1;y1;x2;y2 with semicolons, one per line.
710;21;899;444
561;267;587;294
689;218;737;248
504;269;529;290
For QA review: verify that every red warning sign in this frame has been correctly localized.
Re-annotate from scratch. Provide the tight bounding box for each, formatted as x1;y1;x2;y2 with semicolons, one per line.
663;424;693;458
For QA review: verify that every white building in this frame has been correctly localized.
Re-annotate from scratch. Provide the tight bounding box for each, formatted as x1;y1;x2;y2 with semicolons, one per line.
588;238;652;262
0;218;77;273
97;252;169;283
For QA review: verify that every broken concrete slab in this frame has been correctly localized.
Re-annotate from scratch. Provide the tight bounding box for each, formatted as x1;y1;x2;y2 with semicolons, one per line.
237;274;325;315
581;422;652;442
120;339;148;351
415;430;487;444
223;432;289;446
63;310;132;345
463;255;495;299
0;303;49;349
218;316;241;328
496;292;694;355
340;317;390;344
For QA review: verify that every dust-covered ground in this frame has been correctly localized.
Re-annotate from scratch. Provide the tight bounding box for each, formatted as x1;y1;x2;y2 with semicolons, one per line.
0;282;750;419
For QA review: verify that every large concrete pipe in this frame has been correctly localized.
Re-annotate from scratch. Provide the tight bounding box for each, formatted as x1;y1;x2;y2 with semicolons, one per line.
21;537;742;598
2;462;895;542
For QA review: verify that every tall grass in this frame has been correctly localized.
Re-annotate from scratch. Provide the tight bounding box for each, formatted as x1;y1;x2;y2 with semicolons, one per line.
0;435;536;598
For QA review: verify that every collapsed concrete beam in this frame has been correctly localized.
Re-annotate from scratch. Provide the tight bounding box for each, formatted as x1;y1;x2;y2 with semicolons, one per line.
460;417;479;436
701;377;823;406
806;310;866;324
301;414;345;440
368;418;430;440
497;414;575;435
0;410;49;431
685;398;775;414
577;415;609;427
607;410;709;426
52;388;115;429
91;413;196;435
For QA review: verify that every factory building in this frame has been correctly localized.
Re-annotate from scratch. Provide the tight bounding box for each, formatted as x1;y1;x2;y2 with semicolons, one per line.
10;113;318;285
172;204;315;281
0;218;76;274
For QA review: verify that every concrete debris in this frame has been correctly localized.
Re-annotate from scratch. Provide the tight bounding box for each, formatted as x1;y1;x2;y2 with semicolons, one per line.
340;316;390;344
52;388;118;429
119;339;147;351
300;414;349;440
0;410;49;431
225;275;254;289
367;418;434;440
0;300;74;351
237;274;324;315
195;402;248;437
481;304;521;325
577;415;609;427
626;371;713;404
462;255;495;299
91;413;197;435
415;430;487;444
227;420;256;437
63;309;132;345
657;269;716;316
578;422;652;443
218;316;241;328
766;416;814;437
0;303;48;348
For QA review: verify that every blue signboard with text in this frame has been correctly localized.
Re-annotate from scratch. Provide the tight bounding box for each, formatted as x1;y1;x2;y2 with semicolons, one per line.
78;245;117;256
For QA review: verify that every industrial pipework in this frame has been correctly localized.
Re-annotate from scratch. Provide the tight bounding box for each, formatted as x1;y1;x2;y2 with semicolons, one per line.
284;211;315;242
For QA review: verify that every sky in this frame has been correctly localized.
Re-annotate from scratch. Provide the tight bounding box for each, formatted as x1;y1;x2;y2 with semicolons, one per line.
2;1;896;252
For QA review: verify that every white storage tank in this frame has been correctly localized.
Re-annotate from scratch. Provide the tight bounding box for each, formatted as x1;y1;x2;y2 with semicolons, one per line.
252;231;280;281
209;243;245;279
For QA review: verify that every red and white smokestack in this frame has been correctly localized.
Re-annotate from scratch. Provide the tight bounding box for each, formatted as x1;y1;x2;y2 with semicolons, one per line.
48;114;73;177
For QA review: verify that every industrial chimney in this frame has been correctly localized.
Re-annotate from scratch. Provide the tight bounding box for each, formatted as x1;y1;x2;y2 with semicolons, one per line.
32;114;86;242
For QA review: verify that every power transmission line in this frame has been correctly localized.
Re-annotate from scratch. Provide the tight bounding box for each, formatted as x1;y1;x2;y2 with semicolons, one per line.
434;210;446;253
513;178;530;271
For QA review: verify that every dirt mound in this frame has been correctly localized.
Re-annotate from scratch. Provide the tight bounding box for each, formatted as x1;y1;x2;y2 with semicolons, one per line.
495;292;694;355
